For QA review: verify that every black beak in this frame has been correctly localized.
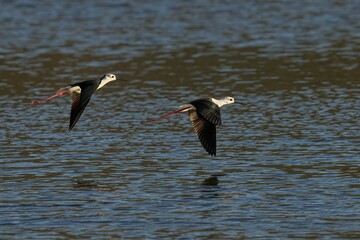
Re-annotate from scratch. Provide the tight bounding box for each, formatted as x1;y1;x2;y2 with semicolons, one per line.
118;78;127;82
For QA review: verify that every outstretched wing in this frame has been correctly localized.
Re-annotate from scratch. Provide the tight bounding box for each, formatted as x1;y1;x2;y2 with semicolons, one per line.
189;98;221;126
69;83;98;132
189;109;216;156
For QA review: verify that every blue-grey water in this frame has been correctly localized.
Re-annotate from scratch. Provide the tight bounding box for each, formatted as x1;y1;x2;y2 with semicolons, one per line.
1;1;359;239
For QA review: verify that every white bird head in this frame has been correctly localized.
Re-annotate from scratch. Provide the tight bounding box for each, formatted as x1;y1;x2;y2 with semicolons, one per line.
97;73;117;90
102;73;117;82
211;96;235;107
223;96;235;104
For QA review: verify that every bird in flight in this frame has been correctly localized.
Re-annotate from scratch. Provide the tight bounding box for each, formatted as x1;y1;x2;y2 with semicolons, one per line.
147;97;235;156
30;73;118;132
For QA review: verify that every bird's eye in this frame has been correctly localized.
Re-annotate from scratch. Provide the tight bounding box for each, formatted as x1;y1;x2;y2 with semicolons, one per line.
111;76;114;78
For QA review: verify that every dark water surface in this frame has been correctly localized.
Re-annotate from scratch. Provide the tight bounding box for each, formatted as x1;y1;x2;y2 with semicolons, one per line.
1;1;359;239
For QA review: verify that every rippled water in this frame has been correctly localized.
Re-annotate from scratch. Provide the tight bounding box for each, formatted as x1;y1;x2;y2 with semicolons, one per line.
1;0;359;239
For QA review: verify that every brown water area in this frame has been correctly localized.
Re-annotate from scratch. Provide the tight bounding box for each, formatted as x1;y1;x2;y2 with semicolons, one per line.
1;1;359;239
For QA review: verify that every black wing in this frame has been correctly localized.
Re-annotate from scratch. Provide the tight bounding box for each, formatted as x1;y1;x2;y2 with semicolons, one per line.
69;82;99;132
189;98;221;126
189;109;216;156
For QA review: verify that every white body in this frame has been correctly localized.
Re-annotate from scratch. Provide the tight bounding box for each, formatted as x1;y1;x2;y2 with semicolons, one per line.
180;96;235;111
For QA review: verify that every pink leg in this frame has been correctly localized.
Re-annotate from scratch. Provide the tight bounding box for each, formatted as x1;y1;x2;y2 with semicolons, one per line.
30;90;69;105
147;106;192;122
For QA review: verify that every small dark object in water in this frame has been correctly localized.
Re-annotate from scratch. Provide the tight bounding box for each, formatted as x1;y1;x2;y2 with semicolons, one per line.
73;179;98;188
201;176;219;186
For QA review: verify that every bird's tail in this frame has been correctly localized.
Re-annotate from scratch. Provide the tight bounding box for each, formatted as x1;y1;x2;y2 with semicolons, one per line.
147;106;192;122
29;88;70;105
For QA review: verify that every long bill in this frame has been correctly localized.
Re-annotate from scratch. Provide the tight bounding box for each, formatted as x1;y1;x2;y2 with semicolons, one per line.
147;106;192;122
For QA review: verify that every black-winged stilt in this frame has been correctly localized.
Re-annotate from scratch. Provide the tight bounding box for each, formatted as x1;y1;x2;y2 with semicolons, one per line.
30;73;118;132
148;97;235;156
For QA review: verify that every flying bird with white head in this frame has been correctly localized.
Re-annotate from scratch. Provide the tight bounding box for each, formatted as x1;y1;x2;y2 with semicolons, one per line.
148;97;235;156
30;73;118;132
